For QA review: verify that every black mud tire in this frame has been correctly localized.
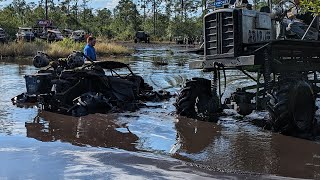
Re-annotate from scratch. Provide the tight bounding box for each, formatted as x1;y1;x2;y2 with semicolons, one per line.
71;93;112;117
174;77;220;119
267;79;315;134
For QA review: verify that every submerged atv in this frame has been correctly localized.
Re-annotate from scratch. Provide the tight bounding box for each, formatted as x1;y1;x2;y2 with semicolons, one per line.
12;52;171;116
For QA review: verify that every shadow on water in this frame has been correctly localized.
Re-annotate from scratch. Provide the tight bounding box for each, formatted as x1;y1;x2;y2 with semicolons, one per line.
171;116;222;155
170;115;320;179
26;111;139;151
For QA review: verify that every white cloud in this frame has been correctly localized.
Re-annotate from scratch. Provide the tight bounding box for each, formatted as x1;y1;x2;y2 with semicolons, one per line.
104;0;120;10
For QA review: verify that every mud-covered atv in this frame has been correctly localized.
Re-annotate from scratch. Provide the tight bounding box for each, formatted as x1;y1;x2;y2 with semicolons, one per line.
12;52;171;116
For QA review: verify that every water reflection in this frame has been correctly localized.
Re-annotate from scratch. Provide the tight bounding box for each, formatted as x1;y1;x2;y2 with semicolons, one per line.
172;116;221;154
269;134;320;178
175;117;320;179
25;111;139;151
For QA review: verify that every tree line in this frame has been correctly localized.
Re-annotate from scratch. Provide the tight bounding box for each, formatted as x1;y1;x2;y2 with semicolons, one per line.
0;0;317;41
0;0;207;41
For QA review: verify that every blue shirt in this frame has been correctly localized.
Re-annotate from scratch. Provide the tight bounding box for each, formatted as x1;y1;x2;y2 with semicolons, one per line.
83;44;96;61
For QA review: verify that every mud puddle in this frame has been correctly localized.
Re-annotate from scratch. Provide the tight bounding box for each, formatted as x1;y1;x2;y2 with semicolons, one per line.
1;45;320;179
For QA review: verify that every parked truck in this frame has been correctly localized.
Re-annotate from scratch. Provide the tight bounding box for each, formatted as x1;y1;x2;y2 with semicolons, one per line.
134;31;150;43
16;27;35;42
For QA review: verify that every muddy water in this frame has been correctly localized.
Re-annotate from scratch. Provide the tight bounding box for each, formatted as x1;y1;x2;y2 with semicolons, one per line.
1;46;320;179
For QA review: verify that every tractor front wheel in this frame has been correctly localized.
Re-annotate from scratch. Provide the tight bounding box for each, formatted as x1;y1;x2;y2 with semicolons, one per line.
267;79;315;135
174;78;220;121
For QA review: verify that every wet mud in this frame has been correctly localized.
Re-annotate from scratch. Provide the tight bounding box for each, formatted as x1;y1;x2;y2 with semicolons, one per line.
1;44;320;179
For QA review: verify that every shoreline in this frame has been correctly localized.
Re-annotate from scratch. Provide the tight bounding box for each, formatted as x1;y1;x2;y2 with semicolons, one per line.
0;54;132;62
0;41;202;62
0;40;134;60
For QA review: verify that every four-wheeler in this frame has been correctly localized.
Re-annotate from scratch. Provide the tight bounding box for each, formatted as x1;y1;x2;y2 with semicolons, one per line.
32;26;45;38
42;29;64;42
62;29;73;38
175;36;184;44
71;30;88;42
12;52;170;116
134;31;150;43
32;19;56;38
175;0;320;136
16;27;35;42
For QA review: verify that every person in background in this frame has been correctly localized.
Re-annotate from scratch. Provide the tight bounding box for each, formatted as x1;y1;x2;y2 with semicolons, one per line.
83;36;96;61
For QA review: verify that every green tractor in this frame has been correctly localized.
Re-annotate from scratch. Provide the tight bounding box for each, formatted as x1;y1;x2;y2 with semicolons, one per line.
175;0;320;136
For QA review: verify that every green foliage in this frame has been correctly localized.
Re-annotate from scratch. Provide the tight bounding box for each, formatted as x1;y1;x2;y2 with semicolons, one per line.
55;38;85;50
111;0;141;40
0;0;203;41
0;41;47;57
0;39;131;58
253;0;268;11
300;0;320;15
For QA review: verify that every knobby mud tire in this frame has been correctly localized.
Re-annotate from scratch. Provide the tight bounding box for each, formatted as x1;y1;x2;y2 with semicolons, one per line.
175;78;220;120
71;93;112;117
267;79;315;135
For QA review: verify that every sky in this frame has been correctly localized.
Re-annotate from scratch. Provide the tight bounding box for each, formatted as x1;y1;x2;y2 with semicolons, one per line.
0;0;121;10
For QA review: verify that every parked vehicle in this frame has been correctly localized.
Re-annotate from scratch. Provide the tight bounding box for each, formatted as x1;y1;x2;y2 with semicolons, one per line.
32;26;44;38
71;30;88;42
0;28;7;43
45;29;64;42
62;29;73;38
134;31;150;43
16;27;35;42
32;19;56;39
175;36;184;44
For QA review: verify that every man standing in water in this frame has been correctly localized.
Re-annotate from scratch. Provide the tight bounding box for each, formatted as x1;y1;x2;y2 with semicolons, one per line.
83;36;96;61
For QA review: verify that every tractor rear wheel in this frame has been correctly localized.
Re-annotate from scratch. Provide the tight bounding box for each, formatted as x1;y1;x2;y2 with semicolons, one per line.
267;79;315;135
174;78;220;120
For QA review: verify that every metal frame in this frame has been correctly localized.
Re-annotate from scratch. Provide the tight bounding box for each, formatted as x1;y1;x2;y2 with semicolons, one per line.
205;39;320;110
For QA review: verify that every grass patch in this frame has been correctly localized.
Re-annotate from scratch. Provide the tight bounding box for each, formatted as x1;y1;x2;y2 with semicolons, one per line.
47;38;84;58
0;40;47;57
0;38;132;59
96;42;132;56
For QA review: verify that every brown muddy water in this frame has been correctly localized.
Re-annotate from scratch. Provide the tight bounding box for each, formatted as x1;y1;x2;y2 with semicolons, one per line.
1;45;320;179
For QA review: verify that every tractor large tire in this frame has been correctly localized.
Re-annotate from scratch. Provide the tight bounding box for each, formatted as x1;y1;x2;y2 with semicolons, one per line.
267;79;315;135
174;78;220;120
